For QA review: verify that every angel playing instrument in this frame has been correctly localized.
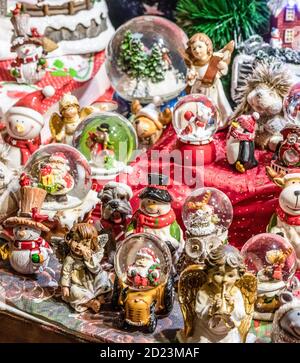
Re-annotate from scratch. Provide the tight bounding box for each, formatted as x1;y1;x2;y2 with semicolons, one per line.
177;245;257;343
49;93;95;145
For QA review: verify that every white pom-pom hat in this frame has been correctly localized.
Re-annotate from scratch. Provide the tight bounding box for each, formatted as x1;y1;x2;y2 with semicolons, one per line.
6;86;55;126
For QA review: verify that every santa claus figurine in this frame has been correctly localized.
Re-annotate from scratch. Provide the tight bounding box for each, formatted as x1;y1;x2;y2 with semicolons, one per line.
226;112;259;173
2;186;52;275
127;174;184;262
0;86;55;171
38;152;75;202
127;247;160;288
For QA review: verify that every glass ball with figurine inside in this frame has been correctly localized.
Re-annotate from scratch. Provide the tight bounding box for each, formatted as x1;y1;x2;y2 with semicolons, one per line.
241;233;297;321
173;94;219;165
72;111;138;181
112;233;174;333
176;187;233;275
106;15;188;104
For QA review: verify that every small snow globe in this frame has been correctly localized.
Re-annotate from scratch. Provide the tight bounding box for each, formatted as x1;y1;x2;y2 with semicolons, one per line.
173;94;219;145
73;112;138;178
182;187;233;242
284;83;300;125
106;16;188;103
114;233;172;291
241;233;297;320
23;144;91;211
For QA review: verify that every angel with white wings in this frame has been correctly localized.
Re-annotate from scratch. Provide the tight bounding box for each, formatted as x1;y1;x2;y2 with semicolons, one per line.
184;34;234;128
49;93;95;145
177;245;257;343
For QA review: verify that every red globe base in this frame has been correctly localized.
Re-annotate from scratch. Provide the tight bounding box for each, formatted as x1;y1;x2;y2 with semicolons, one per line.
177;140;216;166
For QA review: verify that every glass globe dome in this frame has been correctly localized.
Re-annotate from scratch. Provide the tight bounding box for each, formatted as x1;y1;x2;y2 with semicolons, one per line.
106;15;188;103
173;94;219;145
284;83;300;124
114;233;172;291
73;112;138;177
241;233;297;284
182;187;233;239
24;144;91;211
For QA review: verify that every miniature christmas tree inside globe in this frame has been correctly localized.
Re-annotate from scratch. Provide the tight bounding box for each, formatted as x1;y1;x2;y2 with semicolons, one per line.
284;83;300;124
23;144;91;211
73;111;138;178
173;94;219;145
182;187;233;239
106;15;188;103
114;233;172;291
241;233;297;284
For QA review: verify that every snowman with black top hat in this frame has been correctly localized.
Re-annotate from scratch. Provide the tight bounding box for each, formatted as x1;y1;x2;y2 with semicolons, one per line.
127;174;184;262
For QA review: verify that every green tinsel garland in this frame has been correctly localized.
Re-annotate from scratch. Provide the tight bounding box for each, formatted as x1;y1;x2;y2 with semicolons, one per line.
176;0;270;49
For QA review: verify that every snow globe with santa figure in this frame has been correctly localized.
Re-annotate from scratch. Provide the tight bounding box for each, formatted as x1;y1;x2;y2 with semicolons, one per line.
241;233;297;321
106;15;188;105
112;232;174;333
22;144;99;239
73;111;138;181
173;94;219;165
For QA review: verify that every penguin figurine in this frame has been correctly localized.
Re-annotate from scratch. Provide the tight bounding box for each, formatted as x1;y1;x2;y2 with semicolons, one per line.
226;112;259;173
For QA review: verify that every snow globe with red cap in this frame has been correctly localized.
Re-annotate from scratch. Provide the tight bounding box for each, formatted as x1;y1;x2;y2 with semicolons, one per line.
73;111;137;181
172;94;219;165
22;143;93;213
112;232;174;332
241;233;297;321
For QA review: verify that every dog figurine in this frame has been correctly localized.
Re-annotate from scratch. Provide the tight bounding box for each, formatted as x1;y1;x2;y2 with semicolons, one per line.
98;182;133;263
268;173;300;267
131;97;172;147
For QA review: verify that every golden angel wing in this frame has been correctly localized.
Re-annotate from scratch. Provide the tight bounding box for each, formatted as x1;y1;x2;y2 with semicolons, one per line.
236;273;257;342
178;264;207;337
79;106;95;120
219;40;235;65
49;113;64;139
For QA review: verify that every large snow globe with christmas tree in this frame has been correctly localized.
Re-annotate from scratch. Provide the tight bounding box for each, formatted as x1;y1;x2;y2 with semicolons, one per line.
182;187;233;242
106;15;188;103
23;144;92;211
73;111;138;179
241;233;297;321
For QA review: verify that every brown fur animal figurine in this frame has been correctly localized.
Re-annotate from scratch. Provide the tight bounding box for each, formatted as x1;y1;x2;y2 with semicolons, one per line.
131;97;172;147
231;60;292;151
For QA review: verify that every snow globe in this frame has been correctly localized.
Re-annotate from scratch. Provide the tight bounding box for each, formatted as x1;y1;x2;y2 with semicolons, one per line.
112;233;174;333
23;144;99;239
173;94;219;165
284;83;300;125
73;111;138;180
241;233;297;321
106;15;188;104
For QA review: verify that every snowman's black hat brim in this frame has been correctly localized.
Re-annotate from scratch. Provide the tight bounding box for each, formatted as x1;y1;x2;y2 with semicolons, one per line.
139;187;172;203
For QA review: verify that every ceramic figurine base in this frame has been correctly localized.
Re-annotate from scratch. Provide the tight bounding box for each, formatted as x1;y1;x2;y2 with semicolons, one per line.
177;140;216;166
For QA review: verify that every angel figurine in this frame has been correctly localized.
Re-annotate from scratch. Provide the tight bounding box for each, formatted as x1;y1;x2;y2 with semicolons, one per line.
184;33;234;128
60;223;112;313
177;245;257;343
50;93;95;145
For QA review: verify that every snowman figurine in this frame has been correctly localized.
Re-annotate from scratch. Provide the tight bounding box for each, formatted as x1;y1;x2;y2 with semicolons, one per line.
38;152;75;203
0;86;55;171
127;174;184;262
9;4;57;84
270;28;283;49
2;186;52;275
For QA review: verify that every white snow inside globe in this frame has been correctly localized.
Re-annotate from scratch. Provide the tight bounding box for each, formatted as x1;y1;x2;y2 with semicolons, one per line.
114;233;172;291
106;15;188;103
284;83;300;125
23;144;91;211
182;187;233;239
173;94;219;145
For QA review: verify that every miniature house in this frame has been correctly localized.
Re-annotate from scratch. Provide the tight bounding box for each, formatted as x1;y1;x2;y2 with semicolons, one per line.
0;0;114;60
268;0;300;50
